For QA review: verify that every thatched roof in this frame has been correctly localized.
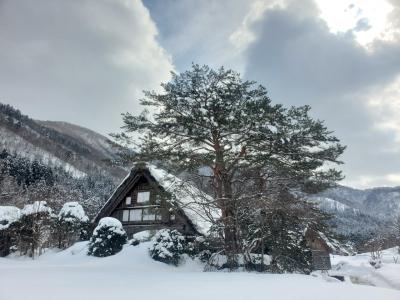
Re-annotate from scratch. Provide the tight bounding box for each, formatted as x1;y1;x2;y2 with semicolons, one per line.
95;163;219;235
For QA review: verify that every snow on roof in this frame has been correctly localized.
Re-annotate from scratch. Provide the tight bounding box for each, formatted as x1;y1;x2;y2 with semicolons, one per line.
146;163;220;235
21;201;52;216
318;231;353;256
59;202;89;222
0;206;21;230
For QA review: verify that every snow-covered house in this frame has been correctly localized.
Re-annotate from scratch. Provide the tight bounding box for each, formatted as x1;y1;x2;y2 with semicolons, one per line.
95;163;217;238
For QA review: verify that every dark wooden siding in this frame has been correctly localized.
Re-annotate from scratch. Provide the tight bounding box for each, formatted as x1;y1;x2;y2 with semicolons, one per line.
304;228;332;270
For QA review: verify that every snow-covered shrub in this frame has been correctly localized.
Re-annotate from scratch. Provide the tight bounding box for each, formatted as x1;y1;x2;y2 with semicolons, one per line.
369;257;382;269
205;253;271;270
0;206;21;257
365;237;383;269
185;236;213;261
0;206;21;231
88;217;127;257
13;201;53;258
129;238;140;246
149;229;186;266
53;202;90;249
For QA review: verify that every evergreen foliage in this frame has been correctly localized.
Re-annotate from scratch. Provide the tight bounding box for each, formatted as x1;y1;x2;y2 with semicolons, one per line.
0;148;116;217
88;217;127;257
238;190;327;273
114;64;345;268
11;201;53;258
53;202;90;249
149;229;186;266
0;149;54;187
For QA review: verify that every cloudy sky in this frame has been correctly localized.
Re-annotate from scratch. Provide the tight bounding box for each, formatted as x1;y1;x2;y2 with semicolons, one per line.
1;0;400;188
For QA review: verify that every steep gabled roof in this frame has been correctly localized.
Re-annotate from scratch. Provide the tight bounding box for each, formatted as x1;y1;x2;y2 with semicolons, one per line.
95;163;219;235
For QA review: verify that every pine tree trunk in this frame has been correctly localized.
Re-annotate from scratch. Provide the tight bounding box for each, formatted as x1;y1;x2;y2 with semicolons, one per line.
216;172;239;267
214;141;239;268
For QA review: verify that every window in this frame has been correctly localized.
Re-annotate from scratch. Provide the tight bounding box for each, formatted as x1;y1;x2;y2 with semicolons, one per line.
122;210;129;222
137;191;150;203
130;209;142;221
126;197;132;205
170;214;176;221
120;207;161;222
142;208;156;221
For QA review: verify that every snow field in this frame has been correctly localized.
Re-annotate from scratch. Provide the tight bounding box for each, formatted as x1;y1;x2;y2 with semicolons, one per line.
1;241;399;300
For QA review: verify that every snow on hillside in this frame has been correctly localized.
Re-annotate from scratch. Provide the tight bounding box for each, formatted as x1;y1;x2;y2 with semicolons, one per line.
321;185;400;219
309;196;359;213
0;242;399;300
0;126;87;178
312;186;400;237
38;121;119;160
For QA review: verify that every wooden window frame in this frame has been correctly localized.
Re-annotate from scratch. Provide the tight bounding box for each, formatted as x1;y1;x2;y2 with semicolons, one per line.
122;210;129;222
119;206;161;223
137;191;150;204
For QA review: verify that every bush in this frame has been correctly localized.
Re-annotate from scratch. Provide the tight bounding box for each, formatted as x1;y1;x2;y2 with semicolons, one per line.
13;201;52;258
149;229;186;266
88;217;127;257
267;231;312;274
129;238;140;246
53;202;90;249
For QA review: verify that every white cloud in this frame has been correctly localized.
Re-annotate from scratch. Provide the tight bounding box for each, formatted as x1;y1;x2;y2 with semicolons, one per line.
0;0;174;134
345;173;400;189
229;0;283;52
240;0;400;188
315;0;395;47
368;76;400;147
144;0;278;73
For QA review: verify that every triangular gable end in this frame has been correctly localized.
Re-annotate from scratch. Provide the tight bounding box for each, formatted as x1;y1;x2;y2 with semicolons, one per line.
94;163;212;237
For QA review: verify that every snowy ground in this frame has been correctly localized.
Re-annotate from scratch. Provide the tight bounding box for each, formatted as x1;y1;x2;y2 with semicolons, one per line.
0;242;399;300
329;247;400;290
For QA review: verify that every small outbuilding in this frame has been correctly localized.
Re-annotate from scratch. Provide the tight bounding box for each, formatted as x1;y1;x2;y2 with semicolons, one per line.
304;227;332;271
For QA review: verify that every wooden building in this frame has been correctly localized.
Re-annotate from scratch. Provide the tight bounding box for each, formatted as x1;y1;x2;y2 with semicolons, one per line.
304;227;332;270
95;163;216;238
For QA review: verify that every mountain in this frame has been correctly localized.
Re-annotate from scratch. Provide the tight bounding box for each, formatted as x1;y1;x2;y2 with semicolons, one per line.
37;121;119;164
320;185;400;219
0;103;131;216
0;103;126;180
311;185;399;241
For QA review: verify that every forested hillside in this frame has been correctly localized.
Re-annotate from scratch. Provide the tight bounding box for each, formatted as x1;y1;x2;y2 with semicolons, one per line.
0;103;126;179
312;186;400;247
0;103;126;216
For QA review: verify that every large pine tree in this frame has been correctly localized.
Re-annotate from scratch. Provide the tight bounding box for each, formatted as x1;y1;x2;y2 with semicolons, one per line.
114;64;345;265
